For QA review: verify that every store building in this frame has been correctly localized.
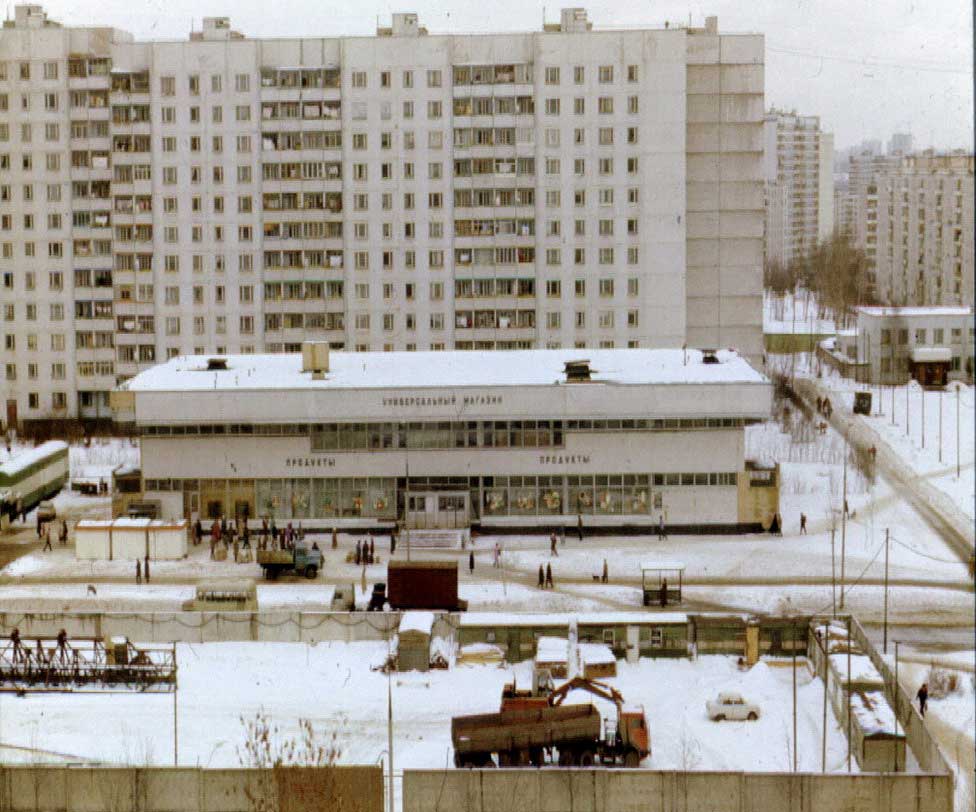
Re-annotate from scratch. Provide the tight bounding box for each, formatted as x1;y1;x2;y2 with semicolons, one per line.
113;345;776;532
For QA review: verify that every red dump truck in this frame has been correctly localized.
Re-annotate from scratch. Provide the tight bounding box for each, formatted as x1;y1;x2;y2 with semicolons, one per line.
385;560;468;611
451;700;649;768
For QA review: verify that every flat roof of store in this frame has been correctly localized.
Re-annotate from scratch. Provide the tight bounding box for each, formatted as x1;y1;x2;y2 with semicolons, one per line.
122;349;766;393
856;306;973;317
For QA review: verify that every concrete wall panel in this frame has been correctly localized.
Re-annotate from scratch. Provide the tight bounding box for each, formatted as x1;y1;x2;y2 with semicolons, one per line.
719;64;763;94
686;65;720;94
719;34;764;65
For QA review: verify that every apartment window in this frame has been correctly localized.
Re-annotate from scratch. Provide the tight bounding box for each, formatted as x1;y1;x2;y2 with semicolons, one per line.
235;74;250;92
599;158;613;175
627;64;638;82
546;190;561;208
545;67;560;85
574;248;585;265
546;312;561;329
402;101;413;119
627;157;639;174
351;71;367;88
427;70;442;88
545;98;560;116
627;247;639;265
598;97;614;114
628;188;639;204
573;98;585;115
574;66;585;84
627;127;638;144
160;76;175;96
628;96;639;114
380;71;391;88
430;282;444;300
402;70;413;88
427;100;442;119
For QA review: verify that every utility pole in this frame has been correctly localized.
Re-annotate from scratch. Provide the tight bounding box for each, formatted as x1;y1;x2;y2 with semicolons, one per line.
404;448;411;562
957;385;961;479
921;387;925;449
939;388;943;463
387;627;395;812
830;527;837;618
840;447;847;610
905;382;910;438
883;529;890;654
792;622;798;772
173;642;178;766
894;641;900;772
820;623;828;773
846;616;852;773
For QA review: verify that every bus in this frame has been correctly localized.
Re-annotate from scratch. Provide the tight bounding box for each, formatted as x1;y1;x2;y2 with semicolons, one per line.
0;441;69;521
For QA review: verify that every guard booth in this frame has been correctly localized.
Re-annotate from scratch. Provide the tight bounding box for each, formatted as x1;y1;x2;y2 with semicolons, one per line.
641;562;685;607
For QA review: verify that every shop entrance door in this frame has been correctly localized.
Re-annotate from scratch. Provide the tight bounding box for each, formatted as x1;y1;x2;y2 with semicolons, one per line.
405;492;469;529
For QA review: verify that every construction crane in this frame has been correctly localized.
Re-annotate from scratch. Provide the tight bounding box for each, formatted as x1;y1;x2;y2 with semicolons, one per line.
548;676;626;709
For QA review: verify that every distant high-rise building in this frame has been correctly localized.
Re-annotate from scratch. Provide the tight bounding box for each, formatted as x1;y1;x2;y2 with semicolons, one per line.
887;132;913;156
0;6;766;431
762;109;833;268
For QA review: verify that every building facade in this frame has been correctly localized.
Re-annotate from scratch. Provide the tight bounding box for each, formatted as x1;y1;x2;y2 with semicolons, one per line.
872;152;974;308
830;305;974;385
762;108;833;269
113;346;777;532
0;5;765;431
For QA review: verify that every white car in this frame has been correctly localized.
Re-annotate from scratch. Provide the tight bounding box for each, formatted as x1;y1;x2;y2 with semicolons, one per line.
706;691;761;721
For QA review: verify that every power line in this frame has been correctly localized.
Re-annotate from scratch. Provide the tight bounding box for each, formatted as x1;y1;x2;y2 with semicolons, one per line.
767;45;971;75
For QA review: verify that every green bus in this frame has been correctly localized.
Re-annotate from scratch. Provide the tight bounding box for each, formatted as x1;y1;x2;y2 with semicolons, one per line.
0;441;69;520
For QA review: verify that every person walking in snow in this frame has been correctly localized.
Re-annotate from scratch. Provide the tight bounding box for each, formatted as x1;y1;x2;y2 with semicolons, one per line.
43;527;52;551
468;550;475;574
657;515;668;541
10;628;23;663
369;537;375;564
550;532;558;557
144;555;150;584
59;519;68;545
916;683;928;717
538;564;545;589
136;558;142;584
800;513;807;534
602;558;609;584
577;513;584;541
545;562;554;589
355;540;362;566
332;527;338;549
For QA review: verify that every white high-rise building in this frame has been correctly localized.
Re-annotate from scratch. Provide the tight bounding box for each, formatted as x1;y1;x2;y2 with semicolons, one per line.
761;108;833;269
0;6;765;432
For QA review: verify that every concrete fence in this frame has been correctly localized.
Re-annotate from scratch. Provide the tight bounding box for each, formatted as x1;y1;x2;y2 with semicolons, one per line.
848;616;953;777
402;768;953;812
0;611;461;645
0;766;383;812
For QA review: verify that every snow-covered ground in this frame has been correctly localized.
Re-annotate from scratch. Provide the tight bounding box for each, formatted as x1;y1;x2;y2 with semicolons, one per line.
0;643;853;777
770;351;976;525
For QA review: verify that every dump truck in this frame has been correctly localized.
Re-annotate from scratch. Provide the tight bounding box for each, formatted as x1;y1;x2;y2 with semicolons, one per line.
451;696;649;768
386;560;468;611
256;544;322;579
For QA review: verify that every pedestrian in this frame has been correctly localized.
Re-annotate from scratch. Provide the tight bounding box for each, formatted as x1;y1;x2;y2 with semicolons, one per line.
916;683;928;717
56;628;69;662
10;627;22;663
657;515;668;541
390;528;397;555
816;396;823;413
36;512;42;538
332;527;338;550
843;499;849;518
144;555;150;584
370;537;375;564
602;558;609;584
242;526;250;549
355;540;362;566
550;531;558;557
660;578;668;608
136;558;142;584
577;513;583;542
493;542;500;568
545;562;554;589
800;513;807;535
538;564;545;589
233;537;240;563
468;550;475;574
43;527;52;551
769;513;781;535
60;519;68;545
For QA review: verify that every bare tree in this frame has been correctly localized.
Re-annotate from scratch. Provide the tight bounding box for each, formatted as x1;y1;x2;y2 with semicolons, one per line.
237;711;345;812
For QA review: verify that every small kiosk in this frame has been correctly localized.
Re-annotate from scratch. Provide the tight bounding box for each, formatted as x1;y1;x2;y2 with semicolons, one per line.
641;561;685;607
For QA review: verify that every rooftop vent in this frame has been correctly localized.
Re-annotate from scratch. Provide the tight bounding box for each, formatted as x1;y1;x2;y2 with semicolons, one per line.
301;341;330;379
564;359;593;382
701;349;720;365
206;357;228;371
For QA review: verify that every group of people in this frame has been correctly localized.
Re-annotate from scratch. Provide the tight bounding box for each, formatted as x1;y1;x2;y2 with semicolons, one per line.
355;536;376;566
40;518;69;552
815;396;834;420
8;627;72;665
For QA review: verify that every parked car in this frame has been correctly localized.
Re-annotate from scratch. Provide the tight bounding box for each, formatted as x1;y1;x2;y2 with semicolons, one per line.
36;501;57;522
706;691;760;721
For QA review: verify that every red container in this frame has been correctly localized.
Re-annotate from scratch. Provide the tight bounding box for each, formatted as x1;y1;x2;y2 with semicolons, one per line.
387;560;461;610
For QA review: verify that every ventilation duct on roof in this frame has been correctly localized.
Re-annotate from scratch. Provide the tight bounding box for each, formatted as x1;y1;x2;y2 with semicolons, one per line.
206;357;228;371
564;359;593;382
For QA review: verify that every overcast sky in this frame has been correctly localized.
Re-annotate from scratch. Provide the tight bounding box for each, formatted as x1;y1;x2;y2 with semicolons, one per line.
34;0;974;151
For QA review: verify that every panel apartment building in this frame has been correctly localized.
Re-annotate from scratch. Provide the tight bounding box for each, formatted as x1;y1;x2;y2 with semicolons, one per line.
0;5;764;431
762;108;832;269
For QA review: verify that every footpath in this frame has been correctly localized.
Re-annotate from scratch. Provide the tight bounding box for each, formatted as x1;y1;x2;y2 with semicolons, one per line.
792;376;974;561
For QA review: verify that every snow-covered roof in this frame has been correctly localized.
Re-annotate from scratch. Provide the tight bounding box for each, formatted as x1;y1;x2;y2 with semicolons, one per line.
577;612;688;625
640;561;686;572
399;611;435;635
829;653;885;686
121;348;766;393
910;347;953;363
459;613;569;628
579;643;616;664
850;690;902;738
856;305;972;318
535;636;569;662
0;441;67;477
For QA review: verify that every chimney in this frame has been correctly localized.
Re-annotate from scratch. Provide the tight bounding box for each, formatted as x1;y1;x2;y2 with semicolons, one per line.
301;341;330;379
704;15;718;34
